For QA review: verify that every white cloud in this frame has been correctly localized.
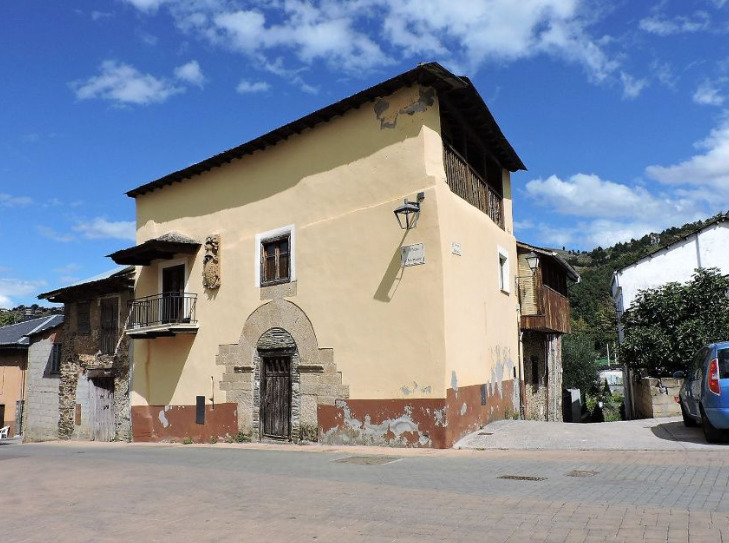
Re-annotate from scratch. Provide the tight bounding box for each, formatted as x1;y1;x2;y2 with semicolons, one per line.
236;80;270;94
37;225;75;243
525;173;695;220
639;12;710;36
524;173;705;248
91;11;113;21
122;0;167;13
211;6;390;73
693;79;726;106
71;61;184;105
646;117;729;189
620;72;648;99
525;114;729;248
123;0;636;96
174;60;206;87
0;278;47;308
513;218;535;232
72;218;136;241
0;193;32;207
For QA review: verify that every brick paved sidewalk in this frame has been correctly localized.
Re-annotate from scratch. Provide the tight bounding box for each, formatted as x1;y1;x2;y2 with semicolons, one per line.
1;441;728;542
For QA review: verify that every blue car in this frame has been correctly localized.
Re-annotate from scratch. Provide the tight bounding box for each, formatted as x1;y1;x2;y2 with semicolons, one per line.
678;343;729;443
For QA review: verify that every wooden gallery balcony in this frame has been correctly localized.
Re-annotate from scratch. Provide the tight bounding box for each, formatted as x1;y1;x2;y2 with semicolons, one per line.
126;293;198;338
443;142;504;229
520;285;571;334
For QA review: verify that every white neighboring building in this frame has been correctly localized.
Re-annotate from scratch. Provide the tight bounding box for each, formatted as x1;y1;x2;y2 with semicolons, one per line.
612;216;729;342
611;215;729;418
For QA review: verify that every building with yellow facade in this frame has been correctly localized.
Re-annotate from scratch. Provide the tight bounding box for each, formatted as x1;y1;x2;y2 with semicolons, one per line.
110;63;527;448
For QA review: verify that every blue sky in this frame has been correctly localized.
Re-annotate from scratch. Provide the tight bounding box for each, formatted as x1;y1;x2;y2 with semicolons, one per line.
2;0;729;307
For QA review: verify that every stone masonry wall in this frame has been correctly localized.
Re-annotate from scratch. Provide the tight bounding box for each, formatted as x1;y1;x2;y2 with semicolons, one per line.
59;296;132;441
634;377;683;419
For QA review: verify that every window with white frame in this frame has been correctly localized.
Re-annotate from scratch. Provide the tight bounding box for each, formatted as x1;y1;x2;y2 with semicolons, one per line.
255;225;296;287
498;247;510;293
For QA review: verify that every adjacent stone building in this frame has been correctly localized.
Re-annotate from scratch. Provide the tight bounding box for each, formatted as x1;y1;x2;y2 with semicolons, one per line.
37;267;134;441
109;63;530;448
516;242;580;422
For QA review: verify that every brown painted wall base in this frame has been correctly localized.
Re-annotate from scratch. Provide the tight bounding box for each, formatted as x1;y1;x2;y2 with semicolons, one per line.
319;399;447;448
445;380;517;446
318;379;519;449
131;404;238;443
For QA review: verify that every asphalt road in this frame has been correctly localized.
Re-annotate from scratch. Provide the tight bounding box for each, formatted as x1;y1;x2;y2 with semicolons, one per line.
1;438;728;542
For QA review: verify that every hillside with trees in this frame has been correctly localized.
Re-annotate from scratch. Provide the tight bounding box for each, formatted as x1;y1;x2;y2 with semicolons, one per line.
0;305;62;327
554;213;726;390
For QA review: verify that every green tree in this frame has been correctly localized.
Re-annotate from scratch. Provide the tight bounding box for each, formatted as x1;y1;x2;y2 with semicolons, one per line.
562;333;599;393
620;268;729;376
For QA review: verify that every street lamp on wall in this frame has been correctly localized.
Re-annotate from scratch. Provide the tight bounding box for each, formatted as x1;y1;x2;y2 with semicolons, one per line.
525;251;540;275
394;192;425;230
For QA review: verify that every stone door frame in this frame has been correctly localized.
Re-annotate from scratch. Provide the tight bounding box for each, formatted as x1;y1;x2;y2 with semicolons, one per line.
217;299;349;442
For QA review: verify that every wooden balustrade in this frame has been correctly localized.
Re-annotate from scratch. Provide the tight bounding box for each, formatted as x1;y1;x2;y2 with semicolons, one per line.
443;143;504;229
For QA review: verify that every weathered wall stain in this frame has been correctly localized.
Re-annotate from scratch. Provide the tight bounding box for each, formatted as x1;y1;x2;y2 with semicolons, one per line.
374;87;436;129
400;381;432;396
319;399;445;447
158;408;170;429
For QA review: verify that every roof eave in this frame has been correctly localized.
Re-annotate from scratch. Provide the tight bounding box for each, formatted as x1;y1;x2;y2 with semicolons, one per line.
126;62;526;199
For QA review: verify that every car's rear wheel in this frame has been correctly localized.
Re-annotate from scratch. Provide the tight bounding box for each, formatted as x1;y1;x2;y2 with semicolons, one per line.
681;403;698;427
700;406;724;443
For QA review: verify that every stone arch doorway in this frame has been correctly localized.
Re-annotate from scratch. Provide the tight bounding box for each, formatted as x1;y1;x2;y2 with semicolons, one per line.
216;299;349;442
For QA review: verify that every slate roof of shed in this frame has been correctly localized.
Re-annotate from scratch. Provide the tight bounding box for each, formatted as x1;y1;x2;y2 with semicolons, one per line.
0;315;64;349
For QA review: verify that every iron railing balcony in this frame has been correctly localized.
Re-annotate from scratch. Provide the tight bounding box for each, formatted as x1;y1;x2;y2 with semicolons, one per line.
125;292;198;338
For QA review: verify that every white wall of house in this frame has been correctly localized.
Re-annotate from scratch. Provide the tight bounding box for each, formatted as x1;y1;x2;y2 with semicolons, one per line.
612;221;729;341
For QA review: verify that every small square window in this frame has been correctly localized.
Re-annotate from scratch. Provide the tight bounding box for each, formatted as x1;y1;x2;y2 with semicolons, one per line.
50;343;62;375
261;235;291;286
77;302;90;335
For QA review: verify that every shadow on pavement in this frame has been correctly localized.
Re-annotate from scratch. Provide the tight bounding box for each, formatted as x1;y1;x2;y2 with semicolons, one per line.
651;421;729;445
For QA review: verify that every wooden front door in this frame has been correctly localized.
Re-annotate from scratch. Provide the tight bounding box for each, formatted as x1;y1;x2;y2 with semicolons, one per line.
90;378;115;441
260;356;291;439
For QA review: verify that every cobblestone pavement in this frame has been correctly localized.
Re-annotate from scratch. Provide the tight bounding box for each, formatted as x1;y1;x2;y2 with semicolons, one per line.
1;441;728;542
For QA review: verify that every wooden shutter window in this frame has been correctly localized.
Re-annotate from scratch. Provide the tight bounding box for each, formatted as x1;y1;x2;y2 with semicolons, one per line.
261;235;290;286
77;302;90;335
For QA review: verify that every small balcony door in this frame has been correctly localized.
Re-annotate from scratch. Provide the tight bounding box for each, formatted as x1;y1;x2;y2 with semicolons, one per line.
162;264;185;323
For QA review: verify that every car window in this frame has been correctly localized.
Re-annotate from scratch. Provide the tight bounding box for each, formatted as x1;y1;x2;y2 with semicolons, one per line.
717;348;729;378
690;348;708;380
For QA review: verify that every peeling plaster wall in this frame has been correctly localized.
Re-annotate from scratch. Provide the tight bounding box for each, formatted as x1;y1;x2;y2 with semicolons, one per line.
319;399;446;448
